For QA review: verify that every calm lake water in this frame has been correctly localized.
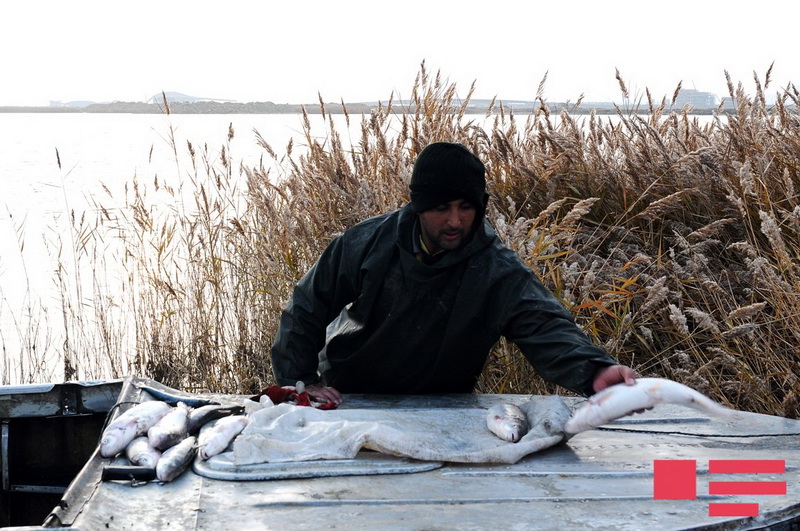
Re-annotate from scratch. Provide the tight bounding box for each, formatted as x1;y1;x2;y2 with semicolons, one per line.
0;112;368;383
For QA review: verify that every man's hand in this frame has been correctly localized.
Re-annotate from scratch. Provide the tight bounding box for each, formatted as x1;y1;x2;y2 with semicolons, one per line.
592;364;637;393
305;383;343;406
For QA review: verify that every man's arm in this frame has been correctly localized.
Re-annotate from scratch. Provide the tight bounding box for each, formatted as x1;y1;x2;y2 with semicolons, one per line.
503;271;629;397
270;235;356;388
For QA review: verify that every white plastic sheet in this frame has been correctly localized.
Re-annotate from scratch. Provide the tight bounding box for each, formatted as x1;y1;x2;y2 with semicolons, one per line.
230;395;571;465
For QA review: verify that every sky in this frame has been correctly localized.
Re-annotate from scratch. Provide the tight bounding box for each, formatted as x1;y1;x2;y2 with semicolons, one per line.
1;0;797;107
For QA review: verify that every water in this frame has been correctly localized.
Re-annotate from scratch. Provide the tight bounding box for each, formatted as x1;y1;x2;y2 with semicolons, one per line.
0;112;361;383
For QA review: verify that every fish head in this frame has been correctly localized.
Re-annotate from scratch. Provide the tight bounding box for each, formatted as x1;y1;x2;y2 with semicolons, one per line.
504;422;527;443
100;426;133;457
100;432;120;454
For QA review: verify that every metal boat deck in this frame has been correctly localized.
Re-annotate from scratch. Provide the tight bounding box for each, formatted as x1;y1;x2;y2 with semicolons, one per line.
33;378;800;530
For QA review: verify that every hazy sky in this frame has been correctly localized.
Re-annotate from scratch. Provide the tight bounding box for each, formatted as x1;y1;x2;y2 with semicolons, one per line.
2;1;797;106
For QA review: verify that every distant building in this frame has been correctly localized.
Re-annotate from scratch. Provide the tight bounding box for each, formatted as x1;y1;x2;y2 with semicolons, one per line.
674;89;719;109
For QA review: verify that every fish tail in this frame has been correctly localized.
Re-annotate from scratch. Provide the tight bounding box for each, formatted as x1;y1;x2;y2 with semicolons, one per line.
660;380;736;418
688;391;737;418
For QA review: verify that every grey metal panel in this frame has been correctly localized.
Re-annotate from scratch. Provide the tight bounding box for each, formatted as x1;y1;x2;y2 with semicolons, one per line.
0;385;57;396
0;380;122;418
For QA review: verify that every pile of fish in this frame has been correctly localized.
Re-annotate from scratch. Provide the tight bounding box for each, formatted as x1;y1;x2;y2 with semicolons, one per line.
99;400;247;482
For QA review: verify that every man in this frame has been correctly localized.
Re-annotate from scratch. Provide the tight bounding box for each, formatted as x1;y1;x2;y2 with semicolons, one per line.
271;141;636;405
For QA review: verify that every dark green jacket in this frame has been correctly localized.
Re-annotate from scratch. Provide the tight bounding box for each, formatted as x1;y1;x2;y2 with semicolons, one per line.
271;204;616;396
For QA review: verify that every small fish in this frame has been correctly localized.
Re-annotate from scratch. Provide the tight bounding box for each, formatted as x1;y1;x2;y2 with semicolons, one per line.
148;402;191;451
100;401;172;457
156;436;198;482
486;403;530;443
125;436;162;468
198;415;249;460
564;377;739;434
187;404;245;435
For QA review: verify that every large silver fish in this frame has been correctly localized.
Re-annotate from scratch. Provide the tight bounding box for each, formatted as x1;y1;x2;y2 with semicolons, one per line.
100;401;172;457
148;402;191;451
125;436;162;468
155;435;198;482
564;377;740;434
198;415;249;460
486;403;530;443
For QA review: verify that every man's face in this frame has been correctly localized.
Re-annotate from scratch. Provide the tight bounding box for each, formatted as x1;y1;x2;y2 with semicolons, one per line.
418;199;477;254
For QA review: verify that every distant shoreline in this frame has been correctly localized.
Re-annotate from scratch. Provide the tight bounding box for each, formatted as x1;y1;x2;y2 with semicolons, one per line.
0;100;727;116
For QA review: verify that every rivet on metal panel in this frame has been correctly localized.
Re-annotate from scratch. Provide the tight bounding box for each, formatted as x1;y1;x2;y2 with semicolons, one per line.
59;386;79;416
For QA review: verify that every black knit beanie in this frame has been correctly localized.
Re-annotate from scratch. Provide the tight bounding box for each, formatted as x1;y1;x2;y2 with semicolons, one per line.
409;142;488;215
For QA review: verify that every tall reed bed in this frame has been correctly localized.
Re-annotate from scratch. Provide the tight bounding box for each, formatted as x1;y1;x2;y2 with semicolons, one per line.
6;65;799;417
478;68;800;418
